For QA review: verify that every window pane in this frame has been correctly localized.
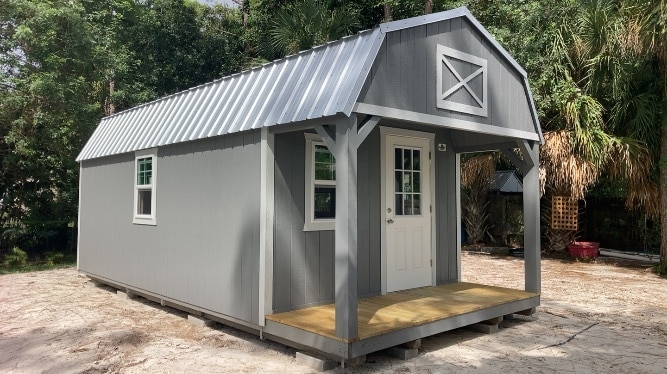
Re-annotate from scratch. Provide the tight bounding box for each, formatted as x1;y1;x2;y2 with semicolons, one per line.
315;163;335;180
395;194;403;215
137;157;152;185
315;145;331;163
413;171;420;192
403;149;412;170
137;189;152;215
413;193;421;215
395;171;402;193
314;145;335;181
314;186;336;219
413;150;421;171
395;148;402;170
403;172;412;193
404;194;413;215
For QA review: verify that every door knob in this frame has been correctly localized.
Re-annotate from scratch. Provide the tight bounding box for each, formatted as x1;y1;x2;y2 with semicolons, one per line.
387;218;394;224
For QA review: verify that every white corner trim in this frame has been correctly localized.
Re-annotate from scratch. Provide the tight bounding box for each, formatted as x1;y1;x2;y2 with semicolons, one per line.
77;162;82;270
259;127;275;323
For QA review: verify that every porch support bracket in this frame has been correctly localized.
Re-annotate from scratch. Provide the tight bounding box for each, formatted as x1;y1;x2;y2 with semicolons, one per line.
354;115;380;149
314;124;337;152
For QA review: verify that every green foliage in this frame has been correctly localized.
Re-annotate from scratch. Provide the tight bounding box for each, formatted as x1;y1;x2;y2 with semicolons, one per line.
44;250;65;266
653;261;667;276
264;0;359;57
0;0;246;256
2;247;28;268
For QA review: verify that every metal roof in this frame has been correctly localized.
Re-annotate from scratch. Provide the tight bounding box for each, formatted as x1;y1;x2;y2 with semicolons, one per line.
77;7;539;161
490;170;523;193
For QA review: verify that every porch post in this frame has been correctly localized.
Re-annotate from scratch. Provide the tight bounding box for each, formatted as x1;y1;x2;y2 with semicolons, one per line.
334;114;359;340
521;142;541;294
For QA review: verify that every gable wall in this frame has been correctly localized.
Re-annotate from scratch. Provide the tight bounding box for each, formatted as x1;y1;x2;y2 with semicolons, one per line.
78;130;261;325
359;17;535;135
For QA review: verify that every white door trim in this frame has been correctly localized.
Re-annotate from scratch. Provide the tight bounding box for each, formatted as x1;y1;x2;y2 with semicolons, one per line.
380;126;436;294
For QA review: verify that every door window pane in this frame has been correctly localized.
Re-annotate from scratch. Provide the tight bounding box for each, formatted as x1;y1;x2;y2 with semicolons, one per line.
413;194;421;215
395;194;403;215
413;150;421;170
403;172;412;193
403;149;412;170
393;146;423;216
394;148;402;170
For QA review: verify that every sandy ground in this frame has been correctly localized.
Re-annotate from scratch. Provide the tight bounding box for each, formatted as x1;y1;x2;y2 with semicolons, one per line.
1;253;666;373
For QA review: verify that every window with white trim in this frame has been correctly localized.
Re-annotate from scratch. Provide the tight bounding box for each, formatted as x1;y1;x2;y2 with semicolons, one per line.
133;148;157;225
304;133;335;231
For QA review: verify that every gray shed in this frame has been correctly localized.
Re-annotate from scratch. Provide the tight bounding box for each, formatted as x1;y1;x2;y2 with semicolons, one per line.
77;7;542;363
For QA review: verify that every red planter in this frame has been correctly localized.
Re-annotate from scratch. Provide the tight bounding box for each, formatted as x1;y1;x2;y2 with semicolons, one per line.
567;242;600;258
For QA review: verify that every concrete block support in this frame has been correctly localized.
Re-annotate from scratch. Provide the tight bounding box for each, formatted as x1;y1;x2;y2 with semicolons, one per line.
187;315;215;328
466;322;499;334
402;339;422;349
116;290;137;300
296;352;337;372
344;355;366;367
385;346;419;360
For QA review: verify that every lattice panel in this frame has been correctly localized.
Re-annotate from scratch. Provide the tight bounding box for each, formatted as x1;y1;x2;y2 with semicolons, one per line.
551;196;578;231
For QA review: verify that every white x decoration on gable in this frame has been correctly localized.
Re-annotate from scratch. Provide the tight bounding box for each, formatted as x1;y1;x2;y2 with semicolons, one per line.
436;44;488;117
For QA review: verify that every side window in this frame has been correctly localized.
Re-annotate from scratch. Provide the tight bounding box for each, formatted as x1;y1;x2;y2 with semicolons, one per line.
304;133;335;231
133;148;157;225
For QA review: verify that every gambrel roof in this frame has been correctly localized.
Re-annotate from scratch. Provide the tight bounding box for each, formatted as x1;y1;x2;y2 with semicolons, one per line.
77;7;540;161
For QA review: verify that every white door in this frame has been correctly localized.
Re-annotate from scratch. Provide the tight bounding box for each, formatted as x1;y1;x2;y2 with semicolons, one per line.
385;134;432;292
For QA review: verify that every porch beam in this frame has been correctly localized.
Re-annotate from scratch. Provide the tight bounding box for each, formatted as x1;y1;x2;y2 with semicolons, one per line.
314;124;337;151
333;114;359;340
522;142;541;294
457;141;519;154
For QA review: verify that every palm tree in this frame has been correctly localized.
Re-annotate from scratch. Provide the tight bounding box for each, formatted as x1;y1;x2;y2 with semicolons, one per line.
620;0;667;265
460;153;495;245
264;0;359;57
541;0;659;251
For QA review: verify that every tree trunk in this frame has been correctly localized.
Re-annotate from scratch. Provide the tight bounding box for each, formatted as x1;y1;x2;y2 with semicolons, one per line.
383;2;392;22
105;80;115;115
424;0;434;14
662;101;667;264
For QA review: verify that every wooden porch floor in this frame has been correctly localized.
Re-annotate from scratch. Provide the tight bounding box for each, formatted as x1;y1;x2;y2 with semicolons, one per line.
266;282;538;343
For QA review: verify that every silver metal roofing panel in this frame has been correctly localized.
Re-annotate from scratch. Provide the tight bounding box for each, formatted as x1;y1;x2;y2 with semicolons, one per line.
77;26;383;161
77;7;539;161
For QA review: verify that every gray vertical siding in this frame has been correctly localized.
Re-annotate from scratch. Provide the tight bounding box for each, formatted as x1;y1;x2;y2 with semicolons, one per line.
79;130;261;324
435;130;460;283
273;129;381;312
358;18;534;135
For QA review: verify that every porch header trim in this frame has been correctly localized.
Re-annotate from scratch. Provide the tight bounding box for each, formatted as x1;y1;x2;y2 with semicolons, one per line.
354;103;541;142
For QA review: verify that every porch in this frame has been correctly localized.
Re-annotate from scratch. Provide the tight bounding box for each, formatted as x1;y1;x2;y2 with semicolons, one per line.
264;282;540;360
